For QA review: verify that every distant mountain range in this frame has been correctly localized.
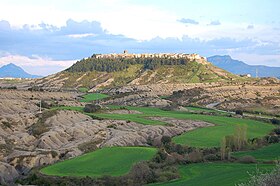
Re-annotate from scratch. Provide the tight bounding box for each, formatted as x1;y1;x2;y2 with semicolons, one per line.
207;55;280;78
0;63;42;78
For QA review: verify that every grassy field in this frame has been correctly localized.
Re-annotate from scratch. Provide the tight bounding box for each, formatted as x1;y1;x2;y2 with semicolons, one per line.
78;87;89;93
53;105;275;147
233;143;280;161
185;106;225;114
80;93;109;102
155;163;274;186
102;106;275;147
41;147;157;177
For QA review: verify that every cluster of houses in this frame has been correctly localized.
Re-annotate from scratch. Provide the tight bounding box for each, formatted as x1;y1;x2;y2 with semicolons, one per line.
94;50;207;61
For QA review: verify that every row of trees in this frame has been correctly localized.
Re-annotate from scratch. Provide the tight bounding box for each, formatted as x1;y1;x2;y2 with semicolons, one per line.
221;125;248;160
66;57;191;72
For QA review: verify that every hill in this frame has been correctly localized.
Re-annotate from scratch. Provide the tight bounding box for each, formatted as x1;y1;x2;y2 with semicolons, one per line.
0;63;42;78
207;55;280;78
35;53;242;91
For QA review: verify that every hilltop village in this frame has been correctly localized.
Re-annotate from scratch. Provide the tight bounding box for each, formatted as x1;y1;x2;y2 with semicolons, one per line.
94;50;207;61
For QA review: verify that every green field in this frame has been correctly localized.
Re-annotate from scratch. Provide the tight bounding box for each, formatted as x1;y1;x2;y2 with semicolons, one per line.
233;143;280;161
155;163;274;186
185;106;226;114
80;93;109;102
41;147;157;177
78;87;89;93
99;106;275;147
53;105;275;147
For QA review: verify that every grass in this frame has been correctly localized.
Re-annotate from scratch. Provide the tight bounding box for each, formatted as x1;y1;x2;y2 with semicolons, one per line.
185;106;225;114
53;105;275;147
154;163;274;186
41;147;157;177
80;93;109;102
171;115;274;147
106;106;275;147
233;143;280;161
78;87;89;93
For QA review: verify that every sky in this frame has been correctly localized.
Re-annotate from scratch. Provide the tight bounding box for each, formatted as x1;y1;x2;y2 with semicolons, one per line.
0;0;279;75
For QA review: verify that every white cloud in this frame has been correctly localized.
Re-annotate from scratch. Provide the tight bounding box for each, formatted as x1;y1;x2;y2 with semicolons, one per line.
0;54;76;75
67;33;98;38
0;0;279;43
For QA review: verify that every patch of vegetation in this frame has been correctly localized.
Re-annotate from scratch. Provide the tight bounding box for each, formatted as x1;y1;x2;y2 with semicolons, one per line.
233;143;280;161
28;86;44;91
40;147;157;177
0;139;13;156
185;106;226;115
83;104;101;113
66;56;192;73
237;156;257;164
2;121;13;129
236;109;244;116
270;118;280;125
238;164;280;186
78;139;103;153
153;163;275;186
80;93;109;102
29;110;57;137
54;105;275;147
78;87;89;93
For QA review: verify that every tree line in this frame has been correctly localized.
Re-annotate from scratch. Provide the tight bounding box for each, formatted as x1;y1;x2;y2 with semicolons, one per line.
65;56;191;73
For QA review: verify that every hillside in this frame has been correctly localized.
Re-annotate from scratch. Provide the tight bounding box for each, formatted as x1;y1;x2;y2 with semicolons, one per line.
0;63;42;78
35;54;243;91
207;55;280;78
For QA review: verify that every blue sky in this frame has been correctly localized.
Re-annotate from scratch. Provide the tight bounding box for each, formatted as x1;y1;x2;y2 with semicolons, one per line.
0;0;279;75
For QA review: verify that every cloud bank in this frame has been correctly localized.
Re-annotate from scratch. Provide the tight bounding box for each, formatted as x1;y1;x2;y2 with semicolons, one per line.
0;19;279;75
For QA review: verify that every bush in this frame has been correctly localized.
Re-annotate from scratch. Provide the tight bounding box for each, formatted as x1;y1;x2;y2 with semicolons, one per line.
238;164;280;186
270;118;280;125
2;121;12;129
235;110;244;116
204;154;220;161
274;128;280;135
266;135;279;144
128;162;155;184
161;136;171;145
83;104;101;113
238;155;257;164
78;140;102;153
29;110;57;136
187;150;203;163
6;86;17;89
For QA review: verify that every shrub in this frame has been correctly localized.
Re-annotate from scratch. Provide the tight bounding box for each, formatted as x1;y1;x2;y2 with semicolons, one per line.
36;100;51;109
153;149;168;163
204;154;220;161
83;104;101;113
274;128;280;135
187;150;203;163
270;118;280;125
267;136;279;144
235;110;244;116
238;164;280;186
128;162;155;184
29;110;57;136
161;136;171;145
28;86;44;91
78;140;102;153
2;121;12;129
238;155;257;164
7;86;17;89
